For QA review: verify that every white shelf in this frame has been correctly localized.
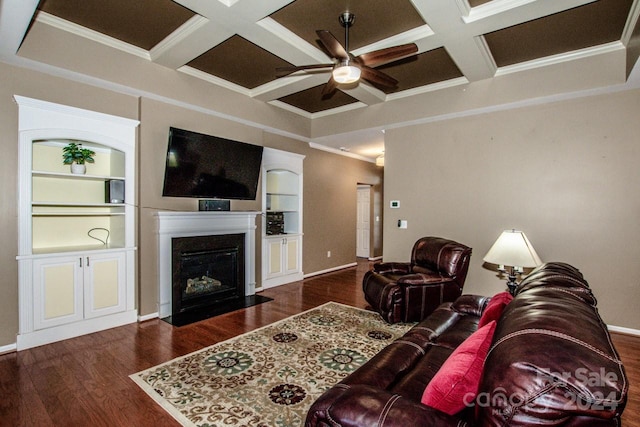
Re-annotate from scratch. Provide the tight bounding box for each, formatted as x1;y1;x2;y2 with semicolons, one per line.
32;170;125;181
32;213;126;217
29;243;128;256
33;202;125;207
267;192;297;196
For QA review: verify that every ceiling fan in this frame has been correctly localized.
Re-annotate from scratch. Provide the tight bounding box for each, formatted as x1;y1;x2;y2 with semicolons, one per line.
276;12;419;97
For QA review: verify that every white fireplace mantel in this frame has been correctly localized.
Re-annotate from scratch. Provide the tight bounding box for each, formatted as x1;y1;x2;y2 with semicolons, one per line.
157;211;259;319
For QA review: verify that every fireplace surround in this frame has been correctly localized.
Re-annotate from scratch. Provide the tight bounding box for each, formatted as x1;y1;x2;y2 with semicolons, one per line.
157;211;260;322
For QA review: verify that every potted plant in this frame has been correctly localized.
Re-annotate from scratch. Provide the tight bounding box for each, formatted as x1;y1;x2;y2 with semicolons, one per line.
62;142;96;174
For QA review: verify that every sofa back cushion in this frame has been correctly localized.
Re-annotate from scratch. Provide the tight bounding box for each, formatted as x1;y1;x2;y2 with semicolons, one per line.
476;262;627;426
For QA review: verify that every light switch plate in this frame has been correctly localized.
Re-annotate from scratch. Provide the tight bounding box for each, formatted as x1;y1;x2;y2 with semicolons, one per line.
390;200;400;208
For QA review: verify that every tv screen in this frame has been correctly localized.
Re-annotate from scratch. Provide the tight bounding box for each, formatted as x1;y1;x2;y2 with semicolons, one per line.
162;127;263;200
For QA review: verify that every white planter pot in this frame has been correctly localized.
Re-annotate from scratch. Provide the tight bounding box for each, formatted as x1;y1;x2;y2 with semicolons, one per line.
70;163;86;174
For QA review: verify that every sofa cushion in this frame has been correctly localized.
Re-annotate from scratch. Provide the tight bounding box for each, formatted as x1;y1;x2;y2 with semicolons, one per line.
478;291;513;328
421;320;496;415
420;320;496;415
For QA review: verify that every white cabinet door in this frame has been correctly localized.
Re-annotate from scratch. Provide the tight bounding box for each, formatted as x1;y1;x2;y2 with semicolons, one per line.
32;251;127;330
265;237;285;279
264;235;301;283
84;251;126;319
283;235;300;275
33;256;83;330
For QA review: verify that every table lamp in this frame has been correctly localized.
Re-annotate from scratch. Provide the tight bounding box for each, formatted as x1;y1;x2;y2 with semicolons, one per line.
483;229;542;295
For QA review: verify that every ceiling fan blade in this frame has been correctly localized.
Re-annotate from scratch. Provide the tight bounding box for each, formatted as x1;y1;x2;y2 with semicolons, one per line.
276;63;334;77
316;30;349;60
321;76;338;98
356;43;418;68
360;66;398;88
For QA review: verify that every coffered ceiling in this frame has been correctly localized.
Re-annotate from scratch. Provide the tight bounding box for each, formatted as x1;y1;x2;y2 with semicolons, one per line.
5;0;640;158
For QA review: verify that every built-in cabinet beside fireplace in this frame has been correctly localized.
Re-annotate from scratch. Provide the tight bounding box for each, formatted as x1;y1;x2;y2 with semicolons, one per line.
15;96;138;350
261;148;304;289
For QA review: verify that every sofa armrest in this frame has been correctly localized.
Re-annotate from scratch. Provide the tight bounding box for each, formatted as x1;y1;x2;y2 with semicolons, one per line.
305;384;466;427
451;294;490;317
373;262;411;275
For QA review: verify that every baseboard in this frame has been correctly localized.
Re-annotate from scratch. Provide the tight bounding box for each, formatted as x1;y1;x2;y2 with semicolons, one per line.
17;310;138;350
138;312;159;322
305;262;358;278
607;324;640;336
0;342;17;355
368;256;383;261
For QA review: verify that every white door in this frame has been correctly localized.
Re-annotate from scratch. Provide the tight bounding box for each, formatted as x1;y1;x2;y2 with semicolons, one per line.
356;186;371;258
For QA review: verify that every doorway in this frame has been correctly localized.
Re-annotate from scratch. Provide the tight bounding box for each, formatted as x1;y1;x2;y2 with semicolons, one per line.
356;185;371;258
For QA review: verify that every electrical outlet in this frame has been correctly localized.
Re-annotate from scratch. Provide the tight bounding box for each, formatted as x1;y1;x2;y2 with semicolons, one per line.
327;251;331;258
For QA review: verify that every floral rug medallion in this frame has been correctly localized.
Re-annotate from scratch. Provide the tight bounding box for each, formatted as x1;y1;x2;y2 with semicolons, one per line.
130;302;413;426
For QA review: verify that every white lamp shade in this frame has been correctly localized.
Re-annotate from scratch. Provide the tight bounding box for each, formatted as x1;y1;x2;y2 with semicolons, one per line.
332;65;361;84
483;230;542;268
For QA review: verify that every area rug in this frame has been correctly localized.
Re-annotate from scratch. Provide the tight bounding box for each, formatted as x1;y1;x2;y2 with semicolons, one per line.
130;302;413;426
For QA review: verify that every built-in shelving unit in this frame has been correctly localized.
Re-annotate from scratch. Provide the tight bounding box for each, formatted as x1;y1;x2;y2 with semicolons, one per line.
15;95;139;350
30;140;128;254
261;148;305;289
266;169;300;235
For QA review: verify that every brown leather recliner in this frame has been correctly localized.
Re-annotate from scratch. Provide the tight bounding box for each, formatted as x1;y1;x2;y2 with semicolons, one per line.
363;236;472;323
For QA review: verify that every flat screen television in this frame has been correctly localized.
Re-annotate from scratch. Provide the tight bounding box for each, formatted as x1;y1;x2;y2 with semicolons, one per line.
162;127;263;200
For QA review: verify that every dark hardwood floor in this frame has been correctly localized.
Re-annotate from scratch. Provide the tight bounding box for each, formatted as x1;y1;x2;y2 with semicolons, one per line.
0;260;638;426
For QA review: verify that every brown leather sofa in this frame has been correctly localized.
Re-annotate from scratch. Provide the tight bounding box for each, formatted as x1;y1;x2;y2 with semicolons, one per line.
363;236;472;323
306;262;628;426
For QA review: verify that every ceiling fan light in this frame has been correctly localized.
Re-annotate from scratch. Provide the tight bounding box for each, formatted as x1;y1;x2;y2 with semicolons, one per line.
332;65;361;84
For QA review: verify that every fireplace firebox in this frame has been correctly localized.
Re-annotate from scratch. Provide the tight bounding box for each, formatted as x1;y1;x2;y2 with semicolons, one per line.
171;233;245;322
179;247;240;309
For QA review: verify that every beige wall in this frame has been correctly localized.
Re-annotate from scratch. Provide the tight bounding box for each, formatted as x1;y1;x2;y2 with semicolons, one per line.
301;148;383;273
136;98;264;316
134;97;384;317
0;63;383;345
383;88;640;330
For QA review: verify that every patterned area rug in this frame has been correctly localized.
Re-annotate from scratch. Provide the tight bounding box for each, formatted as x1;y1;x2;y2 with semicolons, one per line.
131;302;413;426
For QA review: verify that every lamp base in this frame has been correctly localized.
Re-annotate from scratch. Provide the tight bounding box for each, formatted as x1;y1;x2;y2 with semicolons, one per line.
500;267;520;296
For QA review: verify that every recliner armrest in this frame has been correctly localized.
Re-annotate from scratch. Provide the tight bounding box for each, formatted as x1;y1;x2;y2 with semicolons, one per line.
396;273;455;286
373;262;412;275
305;384;466;427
